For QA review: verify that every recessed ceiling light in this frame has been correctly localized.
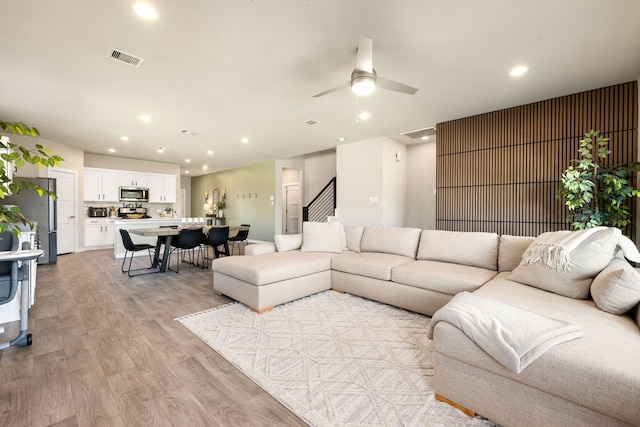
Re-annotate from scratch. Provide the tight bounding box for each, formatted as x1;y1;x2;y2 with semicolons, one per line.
140;114;152;122
510;65;529;77
120;136;129;141
157;147;167;153
202;165;208;170
185;159;191;163
132;2;159;20
241;137;249;144
108;148;116;153
206;150;214;155
337;137;345;142
421;136;429;140
185;170;190;174
358;111;371;120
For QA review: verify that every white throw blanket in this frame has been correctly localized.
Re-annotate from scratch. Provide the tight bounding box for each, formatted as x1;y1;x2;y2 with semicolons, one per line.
427;292;582;373
520;226;610;271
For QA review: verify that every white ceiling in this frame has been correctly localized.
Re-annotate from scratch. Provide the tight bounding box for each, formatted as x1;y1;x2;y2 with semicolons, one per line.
1;1;639;176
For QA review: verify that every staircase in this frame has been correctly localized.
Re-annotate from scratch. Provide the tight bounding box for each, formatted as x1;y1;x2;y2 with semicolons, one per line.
303;177;336;222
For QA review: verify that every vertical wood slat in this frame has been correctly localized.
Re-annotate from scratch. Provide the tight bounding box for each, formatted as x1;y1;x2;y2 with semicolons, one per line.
435;81;638;237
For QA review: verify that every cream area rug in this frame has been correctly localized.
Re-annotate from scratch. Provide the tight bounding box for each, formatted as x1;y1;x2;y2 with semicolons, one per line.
177;291;497;427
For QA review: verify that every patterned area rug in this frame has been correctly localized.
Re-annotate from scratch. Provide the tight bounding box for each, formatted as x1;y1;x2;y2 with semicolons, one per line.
177;291;497;427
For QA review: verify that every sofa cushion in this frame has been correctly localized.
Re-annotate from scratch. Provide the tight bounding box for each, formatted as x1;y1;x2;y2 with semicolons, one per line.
343;225;364;253
212;251;336;285
590;257;640;315
509;228;619;299
498;235;536;272
359;226;421;259
392;260;498;295
300;221;343;253
331;252;414;281
417;230;499;270
274;234;302;252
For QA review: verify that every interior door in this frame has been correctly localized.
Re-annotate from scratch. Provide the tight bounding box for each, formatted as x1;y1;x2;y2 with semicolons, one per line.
49;168;76;255
284;184;299;234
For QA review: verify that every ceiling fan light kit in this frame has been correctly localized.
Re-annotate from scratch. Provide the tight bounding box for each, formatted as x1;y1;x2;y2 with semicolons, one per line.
351;69;377;96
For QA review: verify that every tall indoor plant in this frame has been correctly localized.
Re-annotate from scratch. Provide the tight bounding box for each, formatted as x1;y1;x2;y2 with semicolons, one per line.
0;121;64;235
557;129;640;230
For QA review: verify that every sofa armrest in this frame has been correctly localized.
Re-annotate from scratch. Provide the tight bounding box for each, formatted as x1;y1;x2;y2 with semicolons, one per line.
245;243;277;256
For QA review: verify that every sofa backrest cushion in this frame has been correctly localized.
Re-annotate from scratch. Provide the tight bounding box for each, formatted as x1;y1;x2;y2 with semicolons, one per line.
498;235;536;272
300;221;344;254
343;225;364;253
274;233;303;252
417;230;499;270
509;227;619;299
590;257;640;315
360;226;422;259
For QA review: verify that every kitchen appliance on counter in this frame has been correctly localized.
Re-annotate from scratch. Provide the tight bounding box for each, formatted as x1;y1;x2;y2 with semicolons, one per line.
88;207;108;217
118;203;151;219
119;186;149;202
4;177;57;264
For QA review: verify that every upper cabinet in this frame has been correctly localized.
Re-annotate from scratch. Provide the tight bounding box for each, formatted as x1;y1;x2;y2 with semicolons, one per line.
84;168;176;203
84;168;120;201
148;174;176;203
120;172;149;188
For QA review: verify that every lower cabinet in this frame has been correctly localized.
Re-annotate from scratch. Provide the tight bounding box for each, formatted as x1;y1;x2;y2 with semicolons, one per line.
85;218;117;248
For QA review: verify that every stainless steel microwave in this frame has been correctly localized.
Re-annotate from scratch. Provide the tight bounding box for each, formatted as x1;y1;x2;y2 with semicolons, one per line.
119;186;149;202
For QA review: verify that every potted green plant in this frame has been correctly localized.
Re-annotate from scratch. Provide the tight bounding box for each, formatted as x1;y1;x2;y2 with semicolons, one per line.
557;129;640;230
0;121;64;235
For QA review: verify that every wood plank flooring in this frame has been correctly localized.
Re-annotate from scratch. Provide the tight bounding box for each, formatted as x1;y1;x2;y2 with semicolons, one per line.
0;248;307;427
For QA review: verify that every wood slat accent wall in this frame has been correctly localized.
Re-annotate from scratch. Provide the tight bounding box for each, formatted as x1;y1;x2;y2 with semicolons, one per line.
436;81;638;237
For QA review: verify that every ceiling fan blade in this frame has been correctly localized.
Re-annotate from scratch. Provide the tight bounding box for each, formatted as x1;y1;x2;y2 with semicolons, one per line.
377;76;419;95
355;37;373;72
312;82;350;98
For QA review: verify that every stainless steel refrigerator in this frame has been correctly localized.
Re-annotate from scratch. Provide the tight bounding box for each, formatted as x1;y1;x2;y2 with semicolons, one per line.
5;177;57;264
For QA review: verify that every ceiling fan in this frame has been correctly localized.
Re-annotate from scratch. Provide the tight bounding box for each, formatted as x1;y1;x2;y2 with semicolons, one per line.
313;37;419;98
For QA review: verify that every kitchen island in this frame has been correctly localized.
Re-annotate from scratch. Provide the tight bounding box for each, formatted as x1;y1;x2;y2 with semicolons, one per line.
114;217;182;258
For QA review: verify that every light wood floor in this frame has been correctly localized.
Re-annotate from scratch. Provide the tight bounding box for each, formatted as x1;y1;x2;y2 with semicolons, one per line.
0;247;307;427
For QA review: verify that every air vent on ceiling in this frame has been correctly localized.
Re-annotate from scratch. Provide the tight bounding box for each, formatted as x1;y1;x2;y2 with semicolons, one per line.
401;126;437;139
106;47;144;68
304;120;320;126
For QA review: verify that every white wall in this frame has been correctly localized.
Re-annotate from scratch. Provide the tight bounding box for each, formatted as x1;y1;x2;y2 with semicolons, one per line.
303;149;336;205
337;136;406;226
382;139;407;227
405;142;437;230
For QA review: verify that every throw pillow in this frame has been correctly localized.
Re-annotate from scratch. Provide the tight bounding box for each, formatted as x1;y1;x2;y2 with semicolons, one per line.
274;234;303;252
300;221;343;253
590;258;640;315
509;227;619;299
360;226;422;259
616;235;640;262
343;225;364;252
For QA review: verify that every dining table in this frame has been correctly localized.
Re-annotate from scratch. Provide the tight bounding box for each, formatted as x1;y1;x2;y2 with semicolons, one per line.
129;225;244;273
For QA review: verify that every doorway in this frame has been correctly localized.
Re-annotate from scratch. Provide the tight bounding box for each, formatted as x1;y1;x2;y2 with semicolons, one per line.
283;184;300;234
48;168;77;255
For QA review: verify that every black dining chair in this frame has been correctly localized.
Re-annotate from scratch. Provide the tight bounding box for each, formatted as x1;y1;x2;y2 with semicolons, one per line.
119;229;157;277
168;228;204;273
203;227;230;267
228;224;250;255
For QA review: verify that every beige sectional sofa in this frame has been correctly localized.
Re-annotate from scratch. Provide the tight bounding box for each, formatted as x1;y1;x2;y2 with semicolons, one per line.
211;223;640;426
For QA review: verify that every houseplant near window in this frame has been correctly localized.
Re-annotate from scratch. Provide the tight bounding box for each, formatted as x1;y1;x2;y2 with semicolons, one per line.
0;121;64;235
557;129;640;230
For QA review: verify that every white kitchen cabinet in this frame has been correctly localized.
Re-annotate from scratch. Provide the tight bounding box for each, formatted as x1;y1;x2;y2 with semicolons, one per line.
85;218;117;247
148;174;177;203
120;172;149;188
84;168;120;201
